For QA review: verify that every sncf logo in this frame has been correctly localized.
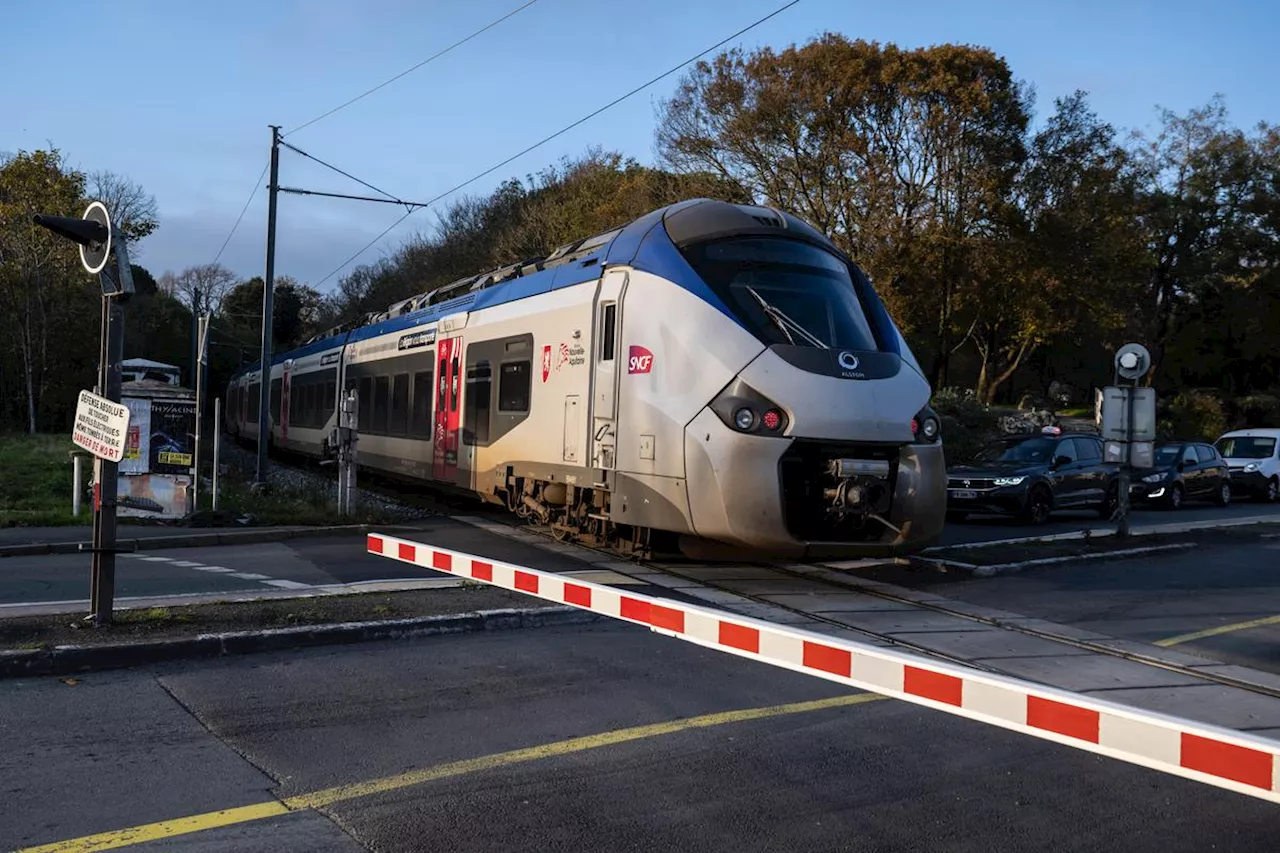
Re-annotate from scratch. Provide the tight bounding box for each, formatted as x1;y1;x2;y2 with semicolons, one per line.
627;345;654;375
541;345;552;382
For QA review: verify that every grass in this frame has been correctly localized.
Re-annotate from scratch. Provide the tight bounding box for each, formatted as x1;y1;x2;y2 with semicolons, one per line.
0;433;81;527
216;468;410;526
1057;406;1094;418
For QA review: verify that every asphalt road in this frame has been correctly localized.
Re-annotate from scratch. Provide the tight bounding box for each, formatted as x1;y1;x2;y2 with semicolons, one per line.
4;622;1278;853
856;537;1280;676
4;502;1278;609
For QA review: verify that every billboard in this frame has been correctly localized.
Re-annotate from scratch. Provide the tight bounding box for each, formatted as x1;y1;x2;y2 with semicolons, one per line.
148;399;196;475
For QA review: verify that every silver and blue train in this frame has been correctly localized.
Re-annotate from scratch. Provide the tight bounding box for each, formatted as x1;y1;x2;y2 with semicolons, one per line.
226;199;947;559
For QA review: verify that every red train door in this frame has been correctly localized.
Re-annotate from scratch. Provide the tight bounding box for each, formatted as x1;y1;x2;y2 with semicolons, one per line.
433;336;462;481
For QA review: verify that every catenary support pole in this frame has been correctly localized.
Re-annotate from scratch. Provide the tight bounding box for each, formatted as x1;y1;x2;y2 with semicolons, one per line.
255;125;281;486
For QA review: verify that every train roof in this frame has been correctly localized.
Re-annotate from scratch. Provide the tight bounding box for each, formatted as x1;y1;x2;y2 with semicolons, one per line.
230;198;861;380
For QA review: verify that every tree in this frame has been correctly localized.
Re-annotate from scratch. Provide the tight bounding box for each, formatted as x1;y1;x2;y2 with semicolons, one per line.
655;36;1032;386
159;262;238;315
0;149;93;433
219;275;322;352
87;170;159;246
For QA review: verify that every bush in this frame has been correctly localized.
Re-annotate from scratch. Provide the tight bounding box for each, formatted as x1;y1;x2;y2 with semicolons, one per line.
931;387;999;464
1160;391;1228;442
1234;394;1280;429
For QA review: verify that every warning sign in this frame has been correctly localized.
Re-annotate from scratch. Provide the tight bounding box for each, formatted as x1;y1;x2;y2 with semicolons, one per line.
72;389;131;462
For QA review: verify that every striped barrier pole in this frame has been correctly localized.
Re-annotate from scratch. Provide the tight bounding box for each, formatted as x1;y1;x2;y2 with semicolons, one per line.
367;532;1280;804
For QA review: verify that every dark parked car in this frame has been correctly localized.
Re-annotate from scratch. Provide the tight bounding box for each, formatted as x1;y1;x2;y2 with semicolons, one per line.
1130;441;1231;509
946;427;1118;525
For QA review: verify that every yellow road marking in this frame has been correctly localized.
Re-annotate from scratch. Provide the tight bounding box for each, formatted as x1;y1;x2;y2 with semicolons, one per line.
1154;614;1280;647
15;693;883;853
14;803;290;853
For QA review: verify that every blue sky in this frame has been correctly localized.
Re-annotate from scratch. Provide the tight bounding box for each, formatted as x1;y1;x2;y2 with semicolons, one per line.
3;0;1276;291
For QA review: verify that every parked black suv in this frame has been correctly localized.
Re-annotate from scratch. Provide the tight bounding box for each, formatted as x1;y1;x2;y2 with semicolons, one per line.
1130;441;1231;509
946;428;1118;525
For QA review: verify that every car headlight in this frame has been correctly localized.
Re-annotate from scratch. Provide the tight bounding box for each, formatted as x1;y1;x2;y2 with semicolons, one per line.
1142;472;1166;483
1244;462;1260;473
710;380;789;436
993;476;1025;487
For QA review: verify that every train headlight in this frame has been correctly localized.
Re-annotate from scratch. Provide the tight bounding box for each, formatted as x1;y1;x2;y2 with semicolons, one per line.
912;405;941;443
710;380;789;436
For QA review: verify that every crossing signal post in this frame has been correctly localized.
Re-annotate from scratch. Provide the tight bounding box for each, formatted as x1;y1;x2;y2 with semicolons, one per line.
1098;343;1157;538
33;201;135;626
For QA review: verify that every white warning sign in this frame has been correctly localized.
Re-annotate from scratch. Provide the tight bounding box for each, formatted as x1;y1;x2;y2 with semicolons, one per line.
72;389;131;462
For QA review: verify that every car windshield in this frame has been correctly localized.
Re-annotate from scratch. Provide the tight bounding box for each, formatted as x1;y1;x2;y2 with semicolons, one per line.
680;237;881;351
973;437;1057;464
1154;446;1182;466
1215;436;1276;459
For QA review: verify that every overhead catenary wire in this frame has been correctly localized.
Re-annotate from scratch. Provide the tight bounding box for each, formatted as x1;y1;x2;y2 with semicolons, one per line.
278;140;419;211
284;0;541;138
311;0;802;289
211;160;270;267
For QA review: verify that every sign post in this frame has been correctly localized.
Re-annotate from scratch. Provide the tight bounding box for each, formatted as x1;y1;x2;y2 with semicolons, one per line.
1098;344;1156;538
34;201;134;626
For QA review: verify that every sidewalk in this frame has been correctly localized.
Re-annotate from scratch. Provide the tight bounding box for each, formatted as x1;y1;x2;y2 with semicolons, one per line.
0;522;414;557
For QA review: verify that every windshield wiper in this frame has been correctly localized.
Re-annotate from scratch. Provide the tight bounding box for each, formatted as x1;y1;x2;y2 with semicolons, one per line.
744;287;828;349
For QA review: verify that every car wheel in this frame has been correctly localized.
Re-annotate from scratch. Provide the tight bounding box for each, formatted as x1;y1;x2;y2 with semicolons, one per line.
1020;486;1053;525
1098;483;1119;519
1265;477;1279;503
1166;483;1184;510
1213;480;1231;507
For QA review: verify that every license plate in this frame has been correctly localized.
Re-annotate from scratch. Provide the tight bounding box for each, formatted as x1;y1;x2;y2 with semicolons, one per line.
950;490;978;500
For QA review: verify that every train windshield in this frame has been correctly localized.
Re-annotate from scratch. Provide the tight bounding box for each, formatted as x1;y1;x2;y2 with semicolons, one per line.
681;237;881;351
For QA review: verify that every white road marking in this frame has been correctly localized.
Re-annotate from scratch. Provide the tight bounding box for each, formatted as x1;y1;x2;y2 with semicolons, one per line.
136;556;174;562
171;560;205;567
193;566;235;573
229;572;273;580
262;579;312;589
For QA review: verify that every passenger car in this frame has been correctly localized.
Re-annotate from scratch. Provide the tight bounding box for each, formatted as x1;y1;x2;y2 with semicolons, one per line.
1215;428;1280;502
1130;441;1231;509
946;427;1118;524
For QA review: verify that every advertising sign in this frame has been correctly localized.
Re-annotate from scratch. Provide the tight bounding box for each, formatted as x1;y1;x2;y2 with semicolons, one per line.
148;399;196;475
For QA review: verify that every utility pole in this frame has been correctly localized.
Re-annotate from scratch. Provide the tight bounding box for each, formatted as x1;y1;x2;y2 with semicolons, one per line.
255;125;281;487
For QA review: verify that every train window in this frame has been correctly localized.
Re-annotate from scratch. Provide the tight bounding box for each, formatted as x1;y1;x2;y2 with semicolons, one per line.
389;373;409;436
372;375;390;433
247;384;260;420
359;376;373;431
498;361;530;412
411;370;433;436
464;362;492;445
323;380;336;424
600;303;616;361
270;379;281;422
450;357;460;412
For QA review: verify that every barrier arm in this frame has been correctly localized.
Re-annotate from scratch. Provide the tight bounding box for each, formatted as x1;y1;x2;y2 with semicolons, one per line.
367;533;1280;804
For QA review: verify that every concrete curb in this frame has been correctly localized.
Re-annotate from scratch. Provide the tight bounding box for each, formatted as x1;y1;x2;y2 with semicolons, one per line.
0;606;601;679
922;514;1280;553
0;523;416;559
910;542;1198;577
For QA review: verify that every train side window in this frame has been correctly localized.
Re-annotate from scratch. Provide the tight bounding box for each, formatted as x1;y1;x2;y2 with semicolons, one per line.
389;373;409;436
464;362;492;445
288;383;299;425
323;380;336;424
600;303;616;361
411;370;433;436
247;384;260;420
498;361;530;413
270;379;281;422
359;376;373;431
372;375;390;433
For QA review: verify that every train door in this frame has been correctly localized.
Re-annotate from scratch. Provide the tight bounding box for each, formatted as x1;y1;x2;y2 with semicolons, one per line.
433;335;462;481
591;269;627;472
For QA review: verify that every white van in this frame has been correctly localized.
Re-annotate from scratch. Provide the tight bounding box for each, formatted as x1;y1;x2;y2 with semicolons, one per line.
1215;428;1280;502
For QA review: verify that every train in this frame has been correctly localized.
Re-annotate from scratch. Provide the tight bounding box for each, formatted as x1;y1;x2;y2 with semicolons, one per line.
225;198;947;559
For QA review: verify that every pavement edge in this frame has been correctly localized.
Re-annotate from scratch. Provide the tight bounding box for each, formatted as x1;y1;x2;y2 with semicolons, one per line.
0;523;418;558
0;606;601;679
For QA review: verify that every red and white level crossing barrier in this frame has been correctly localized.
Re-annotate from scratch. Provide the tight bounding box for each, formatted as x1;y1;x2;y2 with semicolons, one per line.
367;533;1280;804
